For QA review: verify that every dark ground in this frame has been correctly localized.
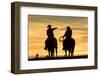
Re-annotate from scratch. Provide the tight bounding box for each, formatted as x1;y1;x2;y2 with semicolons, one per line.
28;55;88;61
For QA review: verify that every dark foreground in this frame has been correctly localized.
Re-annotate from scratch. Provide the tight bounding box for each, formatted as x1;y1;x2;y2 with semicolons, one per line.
28;55;88;61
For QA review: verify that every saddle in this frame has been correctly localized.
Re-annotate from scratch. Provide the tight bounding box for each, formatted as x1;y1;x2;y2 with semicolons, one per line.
63;38;72;50
45;37;57;50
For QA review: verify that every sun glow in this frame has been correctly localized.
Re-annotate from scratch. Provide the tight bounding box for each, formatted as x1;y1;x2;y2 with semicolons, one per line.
28;15;88;58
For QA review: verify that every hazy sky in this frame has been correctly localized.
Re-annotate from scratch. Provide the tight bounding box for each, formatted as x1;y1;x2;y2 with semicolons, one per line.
28;15;88;58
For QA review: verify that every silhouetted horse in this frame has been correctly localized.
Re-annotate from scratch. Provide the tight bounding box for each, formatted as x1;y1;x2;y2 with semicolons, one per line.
45;37;57;57
59;37;75;56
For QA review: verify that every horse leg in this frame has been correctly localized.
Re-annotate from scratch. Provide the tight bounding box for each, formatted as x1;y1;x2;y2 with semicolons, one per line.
48;50;52;58
51;50;53;58
49;51;51;58
65;50;67;56
71;46;75;56
51;51;53;57
68;50;70;56
48;50;50;57
68;49;71;56
71;49;74;56
55;48;57;57
51;49;54;57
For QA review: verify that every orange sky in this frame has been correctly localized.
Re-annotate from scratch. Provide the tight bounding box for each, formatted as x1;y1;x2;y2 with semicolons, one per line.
28;15;88;58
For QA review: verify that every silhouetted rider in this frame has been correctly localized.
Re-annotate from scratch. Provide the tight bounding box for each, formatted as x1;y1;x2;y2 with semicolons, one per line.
62;26;72;50
44;24;57;50
62;26;72;39
47;24;57;38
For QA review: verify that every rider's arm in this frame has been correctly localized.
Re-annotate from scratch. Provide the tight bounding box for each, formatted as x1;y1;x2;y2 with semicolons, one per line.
52;27;57;30
62;31;67;38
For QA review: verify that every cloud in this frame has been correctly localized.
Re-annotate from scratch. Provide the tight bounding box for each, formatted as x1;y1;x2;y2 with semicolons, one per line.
28;15;88;24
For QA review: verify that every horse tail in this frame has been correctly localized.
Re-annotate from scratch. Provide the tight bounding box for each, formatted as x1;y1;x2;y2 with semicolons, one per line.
53;37;58;57
71;38;75;56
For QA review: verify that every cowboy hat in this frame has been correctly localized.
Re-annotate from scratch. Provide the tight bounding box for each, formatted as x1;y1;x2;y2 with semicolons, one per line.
47;24;52;28
66;26;70;29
